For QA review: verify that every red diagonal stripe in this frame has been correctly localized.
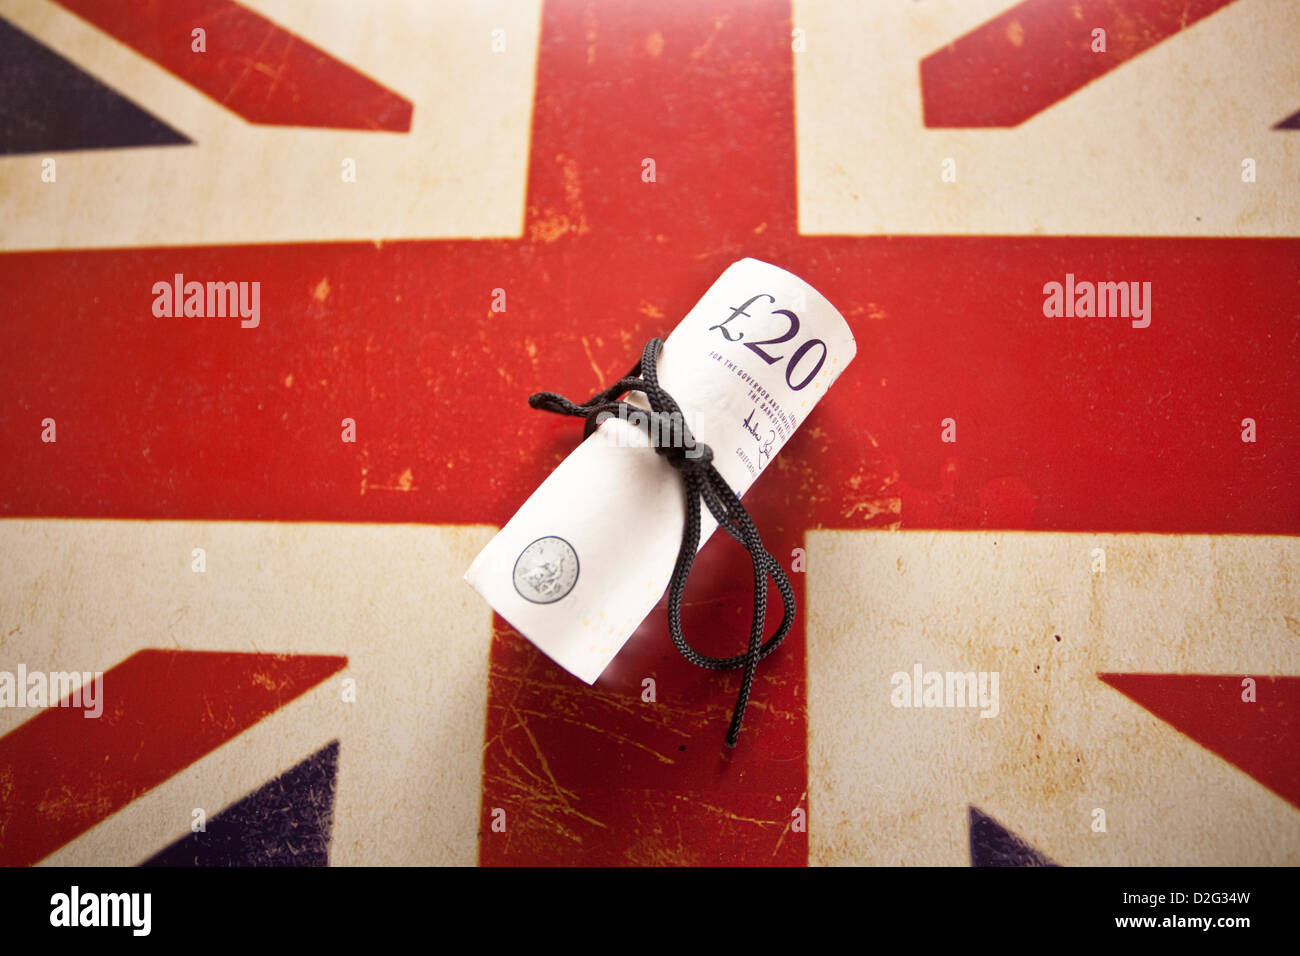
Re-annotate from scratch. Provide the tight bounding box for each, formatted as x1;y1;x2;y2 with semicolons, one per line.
1099;674;1300;808
0;650;347;866
921;0;1239;128
52;0;412;132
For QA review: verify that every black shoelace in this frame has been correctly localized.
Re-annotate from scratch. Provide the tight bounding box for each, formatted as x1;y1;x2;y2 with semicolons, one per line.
529;337;795;747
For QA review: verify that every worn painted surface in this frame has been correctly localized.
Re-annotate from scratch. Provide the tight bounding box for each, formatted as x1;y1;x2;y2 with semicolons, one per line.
0;0;1296;866
0;520;493;867
807;532;1300;866
52;0;413;130
143;740;341;867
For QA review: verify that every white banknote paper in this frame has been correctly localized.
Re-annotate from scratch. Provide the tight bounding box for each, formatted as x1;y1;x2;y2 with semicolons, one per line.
464;258;857;683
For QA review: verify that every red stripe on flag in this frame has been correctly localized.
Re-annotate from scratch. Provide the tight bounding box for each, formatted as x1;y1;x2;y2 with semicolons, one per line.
1;241;1294;534
1099;674;1300;808
921;0;1239;128
0;650;347;866
52;0;412;132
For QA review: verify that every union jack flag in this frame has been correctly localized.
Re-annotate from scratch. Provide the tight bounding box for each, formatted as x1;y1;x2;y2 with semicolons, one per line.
0;0;1296;867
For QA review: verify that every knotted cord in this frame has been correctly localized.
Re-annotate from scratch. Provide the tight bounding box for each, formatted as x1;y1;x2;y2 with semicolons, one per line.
529;337;795;747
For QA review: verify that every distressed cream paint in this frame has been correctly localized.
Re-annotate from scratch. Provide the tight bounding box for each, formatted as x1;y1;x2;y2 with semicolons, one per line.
808;531;1300;866
793;0;1300;236
0;0;542;250
0;519;495;866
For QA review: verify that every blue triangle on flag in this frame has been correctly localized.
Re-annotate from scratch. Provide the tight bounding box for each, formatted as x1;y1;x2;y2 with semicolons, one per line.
0;16;190;155
141;740;340;867
1275;110;1300;130
968;805;1058;867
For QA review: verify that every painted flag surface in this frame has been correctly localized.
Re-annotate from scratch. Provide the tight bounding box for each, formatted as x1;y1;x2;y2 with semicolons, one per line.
0;0;1297;867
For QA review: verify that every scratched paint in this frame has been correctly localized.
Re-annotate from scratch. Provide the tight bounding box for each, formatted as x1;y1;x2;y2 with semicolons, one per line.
0;0;1296;868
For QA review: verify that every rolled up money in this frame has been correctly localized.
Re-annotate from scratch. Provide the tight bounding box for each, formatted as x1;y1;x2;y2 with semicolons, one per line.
464;258;856;684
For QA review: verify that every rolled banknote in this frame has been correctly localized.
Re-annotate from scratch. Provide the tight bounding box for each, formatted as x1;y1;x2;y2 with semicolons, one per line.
464;258;856;684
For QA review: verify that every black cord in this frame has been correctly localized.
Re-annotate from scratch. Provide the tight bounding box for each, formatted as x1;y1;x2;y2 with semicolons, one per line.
529;337;796;747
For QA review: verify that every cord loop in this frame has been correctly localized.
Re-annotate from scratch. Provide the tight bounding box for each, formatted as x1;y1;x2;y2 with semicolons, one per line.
529;337;795;746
